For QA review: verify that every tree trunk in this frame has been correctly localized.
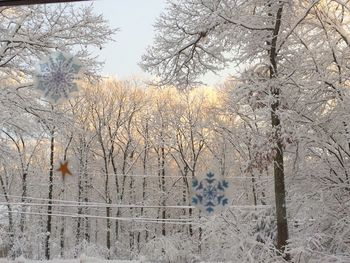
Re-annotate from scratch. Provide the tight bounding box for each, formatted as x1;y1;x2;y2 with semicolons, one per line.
75;164;83;257
106;203;112;258
105;166;111;258
269;3;290;260
0;174;14;255
84;167;90;242
45;130;55;260
20;171;27;234
129;175;135;251
161;144;166;237
60;182;66;258
139;125;149;249
59;211;65;258
112;151;119;243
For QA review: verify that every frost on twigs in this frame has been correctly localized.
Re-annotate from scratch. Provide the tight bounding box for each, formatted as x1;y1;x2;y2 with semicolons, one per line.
34;51;84;103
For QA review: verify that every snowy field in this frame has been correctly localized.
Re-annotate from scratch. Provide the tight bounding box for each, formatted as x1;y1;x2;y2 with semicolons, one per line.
0;258;220;263
0;257;218;263
0;261;137;263
0;258;140;263
0;260;218;263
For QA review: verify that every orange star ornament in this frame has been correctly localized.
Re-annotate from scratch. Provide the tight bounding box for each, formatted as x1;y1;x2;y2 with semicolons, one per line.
57;161;72;180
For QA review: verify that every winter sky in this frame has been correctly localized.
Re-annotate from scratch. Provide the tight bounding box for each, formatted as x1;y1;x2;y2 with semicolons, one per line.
91;0;229;85
92;0;166;80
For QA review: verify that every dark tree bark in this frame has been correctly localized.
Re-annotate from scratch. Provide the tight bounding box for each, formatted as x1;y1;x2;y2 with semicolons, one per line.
268;3;290;260
75;173;83;257
0;171;14;255
161;141;166;237
45;129;55;260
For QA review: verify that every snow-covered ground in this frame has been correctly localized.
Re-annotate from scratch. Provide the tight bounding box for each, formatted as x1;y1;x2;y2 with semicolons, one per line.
0;257;218;263
0;256;140;263
0;260;139;263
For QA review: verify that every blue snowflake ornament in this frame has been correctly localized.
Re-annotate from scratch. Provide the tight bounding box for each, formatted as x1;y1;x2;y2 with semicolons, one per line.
34;51;83;103
192;172;229;215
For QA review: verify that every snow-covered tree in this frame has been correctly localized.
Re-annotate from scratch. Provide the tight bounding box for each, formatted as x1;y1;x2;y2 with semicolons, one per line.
0;2;116;259
141;0;295;259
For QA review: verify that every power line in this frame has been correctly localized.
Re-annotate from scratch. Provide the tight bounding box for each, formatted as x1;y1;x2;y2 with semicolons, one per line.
0;201;192;209
0;201;272;209
87;173;272;180
4;210;195;225
0;194;112;206
0;194;273;209
0;194;272;207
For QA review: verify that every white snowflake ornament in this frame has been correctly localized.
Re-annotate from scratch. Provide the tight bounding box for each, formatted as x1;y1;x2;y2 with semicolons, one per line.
192;172;230;215
34;51;83;103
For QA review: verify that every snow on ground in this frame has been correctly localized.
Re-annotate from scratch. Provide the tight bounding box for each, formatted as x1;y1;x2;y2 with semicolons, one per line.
0;255;221;263
0;260;140;263
1;261;139;263
0;258;219;263
0;257;140;263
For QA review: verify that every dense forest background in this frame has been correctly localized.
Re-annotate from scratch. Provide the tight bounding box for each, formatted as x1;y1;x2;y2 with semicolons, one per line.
0;1;349;262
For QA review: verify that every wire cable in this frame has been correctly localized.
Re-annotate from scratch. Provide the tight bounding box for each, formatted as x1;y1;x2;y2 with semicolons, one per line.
4;210;195;225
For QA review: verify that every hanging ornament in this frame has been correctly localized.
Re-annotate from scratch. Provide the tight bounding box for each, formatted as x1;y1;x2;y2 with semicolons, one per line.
192;172;229;214
34;51;83;103
57;161;72;180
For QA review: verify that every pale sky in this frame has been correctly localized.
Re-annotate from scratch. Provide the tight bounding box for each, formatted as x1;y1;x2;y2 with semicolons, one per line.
91;0;229;85
92;0;166;80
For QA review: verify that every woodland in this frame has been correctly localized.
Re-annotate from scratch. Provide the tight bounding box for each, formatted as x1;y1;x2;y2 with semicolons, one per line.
0;1;350;262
